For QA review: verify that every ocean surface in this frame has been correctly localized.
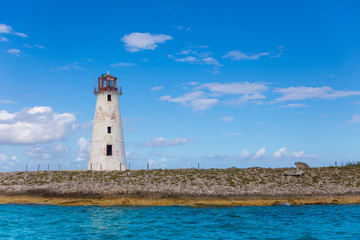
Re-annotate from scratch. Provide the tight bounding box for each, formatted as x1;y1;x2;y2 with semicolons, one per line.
0;204;359;239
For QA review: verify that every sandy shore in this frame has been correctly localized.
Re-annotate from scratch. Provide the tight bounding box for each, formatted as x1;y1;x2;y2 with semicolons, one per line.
1;195;360;206
1;167;360;206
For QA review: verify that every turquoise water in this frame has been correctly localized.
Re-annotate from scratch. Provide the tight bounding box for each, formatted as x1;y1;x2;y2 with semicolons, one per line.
0;204;359;239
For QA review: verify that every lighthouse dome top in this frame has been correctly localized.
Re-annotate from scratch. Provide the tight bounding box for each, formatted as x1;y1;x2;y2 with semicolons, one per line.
94;72;122;95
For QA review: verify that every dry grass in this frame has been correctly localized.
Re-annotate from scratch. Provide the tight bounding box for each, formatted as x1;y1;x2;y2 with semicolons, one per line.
0;166;360;198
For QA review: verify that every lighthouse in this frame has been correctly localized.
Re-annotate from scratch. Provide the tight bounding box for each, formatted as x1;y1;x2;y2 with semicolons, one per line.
88;72;126;171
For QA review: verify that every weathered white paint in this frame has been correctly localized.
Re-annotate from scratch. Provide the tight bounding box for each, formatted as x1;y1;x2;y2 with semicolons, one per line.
88;90;126;170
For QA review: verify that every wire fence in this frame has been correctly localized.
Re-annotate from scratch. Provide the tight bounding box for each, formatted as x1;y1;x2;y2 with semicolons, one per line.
21;162;204;172
19;161;360;172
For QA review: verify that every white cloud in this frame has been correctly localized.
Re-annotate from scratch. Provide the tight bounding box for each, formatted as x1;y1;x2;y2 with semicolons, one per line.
148;157;167;169
279;103;309;108
34;44;44;49
225;93;266;105
274;86;360;101
78;137;90;153
269;46;285;59
171;48;221;73
241;149;250;158
199;82;269;95
273;147;287;158
221;116;234;122
243;93;266;101
174;56;198;63
143;137;189;147
7;48;21;55
0;110;15;120
197;51;213;58
273;147;316;159
348;114;360;124
51;63;84;71
213;148;266;160
177;49;197;55
161;83;359;111
253;147;266;159
208;147;311;161
0;36;9;42
0;106;76;144
206;68;220;74
160;91;219;111
160;82;269;111
0;148;20;169
188;45;209;49
0;152;7;161
205;154;236;162
222;50;270;61
23;44;44;49
121;32;173;52
0;24;12;34
75;137;90;161
0;23;27;38
188;82;199;86
13;32;28;38
110;62;136;67
28;106;52;114
126;152;143;160
173;55;222;67
201;57;222;67
11;155;20;163
150;86;164;91
26;143;69;160
176;25;191;32
190;98;219;111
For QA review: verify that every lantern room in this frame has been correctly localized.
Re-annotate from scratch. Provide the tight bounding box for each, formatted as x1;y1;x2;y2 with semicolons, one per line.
94;72;122;95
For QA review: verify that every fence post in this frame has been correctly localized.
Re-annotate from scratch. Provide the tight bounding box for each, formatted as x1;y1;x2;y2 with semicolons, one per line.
58;164;60;171
37;164;40;171
91;163;92;171
26;164;28;172
147;162;149;170
48;163;49;171
120;162;122;171
100;163;102;171
129;162;130;170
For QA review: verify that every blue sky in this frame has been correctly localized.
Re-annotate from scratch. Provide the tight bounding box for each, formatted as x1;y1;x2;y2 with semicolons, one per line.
0;0;359;171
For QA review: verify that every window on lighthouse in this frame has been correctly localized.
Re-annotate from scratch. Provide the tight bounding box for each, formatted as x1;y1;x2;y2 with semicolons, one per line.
106;145;112;156
107;127;111;134
107;94;111;101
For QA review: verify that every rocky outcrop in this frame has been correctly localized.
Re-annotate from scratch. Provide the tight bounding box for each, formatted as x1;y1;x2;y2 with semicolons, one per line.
295;162;310;169
0;166;359;199
283;169;304;176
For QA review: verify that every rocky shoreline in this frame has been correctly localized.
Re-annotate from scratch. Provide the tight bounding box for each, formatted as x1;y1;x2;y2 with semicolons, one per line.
0;166;360;206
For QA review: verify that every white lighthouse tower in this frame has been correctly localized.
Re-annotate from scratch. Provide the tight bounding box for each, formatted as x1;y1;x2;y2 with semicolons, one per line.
88;72;126;171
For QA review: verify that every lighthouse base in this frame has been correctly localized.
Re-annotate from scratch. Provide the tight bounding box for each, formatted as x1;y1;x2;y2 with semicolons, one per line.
88;141;126;171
